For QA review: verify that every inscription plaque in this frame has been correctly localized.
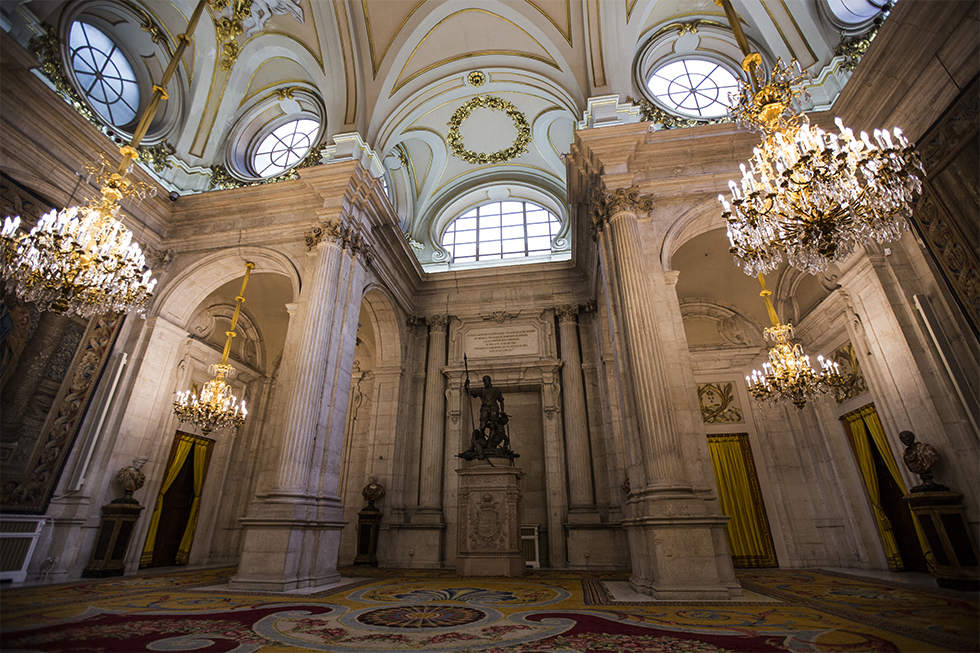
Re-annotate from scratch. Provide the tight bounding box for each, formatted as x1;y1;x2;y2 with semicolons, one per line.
465;326;539;358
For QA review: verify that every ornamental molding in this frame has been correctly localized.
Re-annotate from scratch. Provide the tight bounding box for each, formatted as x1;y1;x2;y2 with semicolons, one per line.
447;95;531;165
697;382;744;424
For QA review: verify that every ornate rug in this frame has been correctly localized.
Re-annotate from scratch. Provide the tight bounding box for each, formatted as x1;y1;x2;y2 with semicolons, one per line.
1;567;976;652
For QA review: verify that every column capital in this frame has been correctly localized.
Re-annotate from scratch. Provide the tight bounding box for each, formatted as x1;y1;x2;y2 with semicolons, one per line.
555;304;579;323
305;218;365;255
589;185;654;237
426;315;449;332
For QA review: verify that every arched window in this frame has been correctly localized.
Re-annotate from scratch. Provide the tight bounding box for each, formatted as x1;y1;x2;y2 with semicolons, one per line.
252;118;320;178
441;201;562;264
68;22;140;127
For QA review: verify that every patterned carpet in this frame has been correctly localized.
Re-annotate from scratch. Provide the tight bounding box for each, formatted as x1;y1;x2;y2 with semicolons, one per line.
0;566;976;652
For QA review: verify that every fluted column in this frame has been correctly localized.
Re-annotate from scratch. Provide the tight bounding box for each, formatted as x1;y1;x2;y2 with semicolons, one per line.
593;186;686;488
417;315;448;516
272;234;351;494
556;305;596;515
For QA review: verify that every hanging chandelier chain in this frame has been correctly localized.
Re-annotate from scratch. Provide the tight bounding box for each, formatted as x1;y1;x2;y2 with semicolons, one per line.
174;261;254;435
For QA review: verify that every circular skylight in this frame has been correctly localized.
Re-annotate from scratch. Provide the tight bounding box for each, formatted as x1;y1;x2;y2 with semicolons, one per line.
646;59;740;119
826;0;889;25
252;119;320;177
68;22;140;126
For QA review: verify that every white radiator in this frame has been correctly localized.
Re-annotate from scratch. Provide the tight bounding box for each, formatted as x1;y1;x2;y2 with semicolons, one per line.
1;517;45;583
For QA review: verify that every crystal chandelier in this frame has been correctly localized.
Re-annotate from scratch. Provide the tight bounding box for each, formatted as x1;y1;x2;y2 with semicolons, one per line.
173;262;253;434
0;1;208;316
746;274;847;409
715;0;924;276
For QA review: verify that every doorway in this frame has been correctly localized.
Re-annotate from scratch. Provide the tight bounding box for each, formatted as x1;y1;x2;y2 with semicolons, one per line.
842;405;928;572
140;432;214;568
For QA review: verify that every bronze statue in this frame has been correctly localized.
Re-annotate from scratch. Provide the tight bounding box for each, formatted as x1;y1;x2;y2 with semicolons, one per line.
466;375;505;434
899;431;947;492
361;476;385;508
458;372;518;463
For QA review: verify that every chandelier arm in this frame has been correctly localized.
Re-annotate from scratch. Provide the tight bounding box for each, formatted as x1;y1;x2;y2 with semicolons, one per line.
115;0;209;179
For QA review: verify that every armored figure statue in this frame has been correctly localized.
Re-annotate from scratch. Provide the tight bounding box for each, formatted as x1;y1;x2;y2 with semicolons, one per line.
899;431;947;492
458;373;518;463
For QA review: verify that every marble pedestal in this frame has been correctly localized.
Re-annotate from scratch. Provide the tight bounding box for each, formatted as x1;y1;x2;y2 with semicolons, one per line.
456;464;524;577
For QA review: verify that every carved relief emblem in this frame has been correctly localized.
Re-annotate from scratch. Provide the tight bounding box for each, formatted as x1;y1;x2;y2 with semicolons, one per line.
469;493;505;549
698;382;743;424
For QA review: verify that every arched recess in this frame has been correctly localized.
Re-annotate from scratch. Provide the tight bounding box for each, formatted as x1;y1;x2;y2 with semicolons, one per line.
661;197;728;271
337;285;405;566
153;247;300;328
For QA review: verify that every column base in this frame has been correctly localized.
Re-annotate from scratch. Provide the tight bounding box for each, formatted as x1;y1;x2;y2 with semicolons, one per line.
229;494;346;592
624;489;742;600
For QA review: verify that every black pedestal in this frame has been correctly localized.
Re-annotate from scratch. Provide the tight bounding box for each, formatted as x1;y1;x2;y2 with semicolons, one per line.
353;506;382;566
82;499;145;578
904;490;979;591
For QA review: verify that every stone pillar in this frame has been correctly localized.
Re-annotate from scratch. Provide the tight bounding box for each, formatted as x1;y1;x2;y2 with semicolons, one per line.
230;218;366;592
417;315;448;517
592;185;740;599
556;305;597;518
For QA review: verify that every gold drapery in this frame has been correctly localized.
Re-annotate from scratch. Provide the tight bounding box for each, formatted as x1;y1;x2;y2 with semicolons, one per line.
175;438;209;564
707;434;777;567
140;437;193;566
844;405;930;571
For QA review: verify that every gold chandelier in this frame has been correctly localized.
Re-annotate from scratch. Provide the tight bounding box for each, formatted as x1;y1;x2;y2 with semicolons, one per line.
746;275;847;408
715;0;924;277
173;261;253;434
0;1;208;317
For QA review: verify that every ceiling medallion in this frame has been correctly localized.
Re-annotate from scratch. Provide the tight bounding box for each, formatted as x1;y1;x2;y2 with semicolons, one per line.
447;95;531;165
467;71;486;87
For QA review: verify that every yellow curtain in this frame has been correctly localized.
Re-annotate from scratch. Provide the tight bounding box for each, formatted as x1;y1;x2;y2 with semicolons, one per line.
707;435;777;567
140;437;194;566
845;413;904;570
175;439;208;564
858;406;933;567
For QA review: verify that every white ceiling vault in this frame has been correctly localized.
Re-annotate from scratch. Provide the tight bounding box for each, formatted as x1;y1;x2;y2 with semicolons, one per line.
3;0;882;324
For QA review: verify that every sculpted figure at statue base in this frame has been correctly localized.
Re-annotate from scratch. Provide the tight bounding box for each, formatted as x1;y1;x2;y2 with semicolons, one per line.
458;374;519;464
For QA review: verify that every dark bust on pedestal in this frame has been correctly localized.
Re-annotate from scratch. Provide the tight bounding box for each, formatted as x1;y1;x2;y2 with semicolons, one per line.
354;476;384;566
82;459;147;578
899;431;978;591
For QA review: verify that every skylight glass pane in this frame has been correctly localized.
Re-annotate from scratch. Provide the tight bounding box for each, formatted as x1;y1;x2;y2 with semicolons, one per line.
441;200;562;265
68;21;139;127
647;58;738;119
253;118;320;177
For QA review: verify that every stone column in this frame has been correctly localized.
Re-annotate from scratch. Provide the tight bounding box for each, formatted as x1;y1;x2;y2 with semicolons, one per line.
417;315;448;518
596;188;686;488
592;185;739;599
556;305;597;518
230;218;366;592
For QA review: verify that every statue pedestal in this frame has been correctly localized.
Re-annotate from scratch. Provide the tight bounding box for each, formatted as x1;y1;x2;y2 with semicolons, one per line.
353;506;382;566
456;464;524;577
82;500;144;578
904;490;979;590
